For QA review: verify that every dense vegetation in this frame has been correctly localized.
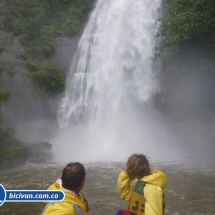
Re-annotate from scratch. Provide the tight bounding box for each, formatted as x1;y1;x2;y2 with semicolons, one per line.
27;62;66;94
2;0;95;95
0;92;29;168
155;0;215;83
0;92;54;168
4;0;95;58
0;0;96;168
0;46;4;54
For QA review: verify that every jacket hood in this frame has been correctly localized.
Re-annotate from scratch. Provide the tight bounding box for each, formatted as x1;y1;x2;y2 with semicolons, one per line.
47;179;86;210
140;170;167;188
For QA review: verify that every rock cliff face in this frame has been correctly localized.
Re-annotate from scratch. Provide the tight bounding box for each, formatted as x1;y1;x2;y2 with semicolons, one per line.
0;16;82;144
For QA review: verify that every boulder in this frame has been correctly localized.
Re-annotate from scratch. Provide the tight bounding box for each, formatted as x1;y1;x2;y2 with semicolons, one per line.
26;142;53;164
0;144;30;170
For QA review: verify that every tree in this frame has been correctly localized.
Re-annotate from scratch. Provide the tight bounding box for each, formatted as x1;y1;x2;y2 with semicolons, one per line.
0;92;11;116
30;63;66;94
154;0;215;81
156;0;215;54
4;0;95;57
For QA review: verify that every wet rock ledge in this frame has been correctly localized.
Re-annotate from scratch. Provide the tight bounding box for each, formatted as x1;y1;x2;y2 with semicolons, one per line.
0;141;53;170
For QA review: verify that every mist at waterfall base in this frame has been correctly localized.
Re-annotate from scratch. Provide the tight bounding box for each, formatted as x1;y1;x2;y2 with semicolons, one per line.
51;0;215;164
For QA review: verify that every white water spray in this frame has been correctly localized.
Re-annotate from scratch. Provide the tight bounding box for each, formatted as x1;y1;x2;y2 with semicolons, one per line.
54;0;169;162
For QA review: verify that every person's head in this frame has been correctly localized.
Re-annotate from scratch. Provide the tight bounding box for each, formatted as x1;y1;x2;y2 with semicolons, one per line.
62;162;86;193
126;153;151;179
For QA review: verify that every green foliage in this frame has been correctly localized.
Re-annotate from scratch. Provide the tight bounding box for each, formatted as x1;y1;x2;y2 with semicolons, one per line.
61;1;85;34
4;0;95;58
156;0;215;53
0;91;11;116
4;145;24;157
0;92;9;127
0;91;11;126
0;46;4;54
31;63;66;94
0;94;17;156
154;0;215;83
26;61;40;72
0;126;14;143
0;91;28;168
0;92;11;102
0;123;27;168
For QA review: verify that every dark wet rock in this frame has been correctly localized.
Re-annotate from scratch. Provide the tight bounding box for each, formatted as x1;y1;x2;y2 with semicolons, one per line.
28;141;52;153
0;141;53;169
0;145;30;170
26;142;53;164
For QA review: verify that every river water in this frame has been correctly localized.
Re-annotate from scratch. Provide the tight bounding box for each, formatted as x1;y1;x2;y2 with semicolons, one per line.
0;162;214;215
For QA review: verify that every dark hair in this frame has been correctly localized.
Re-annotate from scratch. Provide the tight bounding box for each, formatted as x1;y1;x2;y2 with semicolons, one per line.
127;154;151;179
62;162;86;191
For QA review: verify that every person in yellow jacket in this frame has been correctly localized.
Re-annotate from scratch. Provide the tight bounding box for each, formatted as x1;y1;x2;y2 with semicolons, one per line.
41;162;89;215
117;154;167;215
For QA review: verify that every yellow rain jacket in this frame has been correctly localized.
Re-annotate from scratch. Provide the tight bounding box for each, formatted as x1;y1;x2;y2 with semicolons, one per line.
41;179;87;215
117;170;167;215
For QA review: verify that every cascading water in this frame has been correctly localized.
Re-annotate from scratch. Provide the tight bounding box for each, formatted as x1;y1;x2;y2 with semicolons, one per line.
58;0;162;127
54;0;168;161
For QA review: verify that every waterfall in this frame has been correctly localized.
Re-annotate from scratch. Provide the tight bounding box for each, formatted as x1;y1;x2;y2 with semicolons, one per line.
55;0;163;161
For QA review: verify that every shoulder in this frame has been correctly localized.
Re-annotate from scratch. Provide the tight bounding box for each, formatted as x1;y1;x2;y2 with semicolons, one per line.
43;202;75;215
141;170;167;188
144;183;164;202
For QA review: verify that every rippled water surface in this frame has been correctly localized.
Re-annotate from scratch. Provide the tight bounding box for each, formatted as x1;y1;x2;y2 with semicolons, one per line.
0;162;215;215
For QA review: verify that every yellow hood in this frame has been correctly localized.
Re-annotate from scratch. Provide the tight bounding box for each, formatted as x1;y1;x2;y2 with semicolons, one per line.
48;180;86;209
44;179;86;215
140;170;167;188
